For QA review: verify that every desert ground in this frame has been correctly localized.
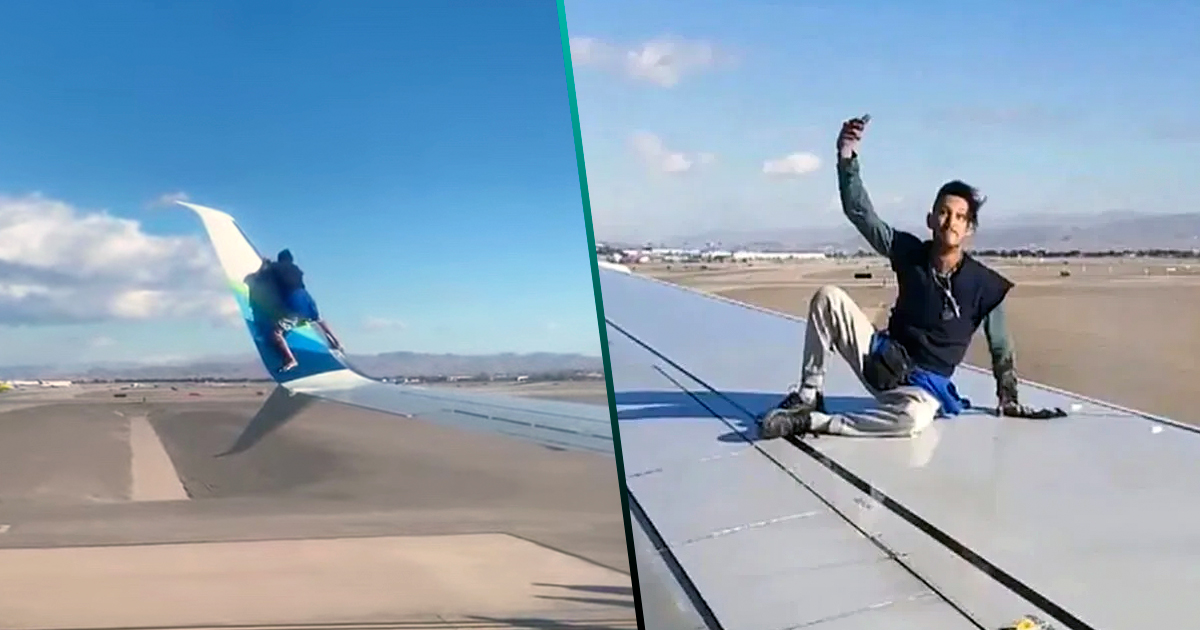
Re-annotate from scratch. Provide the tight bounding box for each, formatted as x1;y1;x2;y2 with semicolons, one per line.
635;255;1200;425
0;380;634;630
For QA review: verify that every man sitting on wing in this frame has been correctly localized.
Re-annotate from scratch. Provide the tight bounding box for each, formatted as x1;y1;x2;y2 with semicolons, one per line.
760;115;1062;440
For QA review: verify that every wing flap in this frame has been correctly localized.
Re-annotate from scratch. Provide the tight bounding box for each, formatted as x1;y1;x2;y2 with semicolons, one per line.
283;369;613;454
601;267;1200;628
608;327;979;629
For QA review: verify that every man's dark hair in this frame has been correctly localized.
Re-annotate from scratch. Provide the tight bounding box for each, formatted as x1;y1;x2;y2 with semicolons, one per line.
933;180;986;228
278;249;293;263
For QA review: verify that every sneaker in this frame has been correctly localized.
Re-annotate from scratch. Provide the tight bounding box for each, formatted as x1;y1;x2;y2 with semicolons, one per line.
771;389;825;415
759;406;814;439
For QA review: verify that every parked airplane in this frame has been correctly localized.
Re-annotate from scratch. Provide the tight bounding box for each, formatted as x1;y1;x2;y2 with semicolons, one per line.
5;380;72;389
599;263;1200;630
180;201;614;456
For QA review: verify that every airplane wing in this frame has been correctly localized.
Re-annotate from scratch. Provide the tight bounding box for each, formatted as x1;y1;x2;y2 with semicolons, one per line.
600;264;1200;629
180;201;613;455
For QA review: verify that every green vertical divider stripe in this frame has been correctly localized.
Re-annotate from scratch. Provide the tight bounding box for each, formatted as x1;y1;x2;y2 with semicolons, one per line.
554;2;646;628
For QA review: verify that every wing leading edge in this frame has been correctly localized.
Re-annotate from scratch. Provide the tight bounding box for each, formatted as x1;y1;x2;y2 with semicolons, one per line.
181;201;613;455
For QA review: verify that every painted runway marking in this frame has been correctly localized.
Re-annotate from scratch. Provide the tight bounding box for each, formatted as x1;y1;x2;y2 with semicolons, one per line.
128;415;188;502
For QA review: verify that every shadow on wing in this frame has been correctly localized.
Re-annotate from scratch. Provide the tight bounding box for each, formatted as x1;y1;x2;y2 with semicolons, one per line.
614;390;876;441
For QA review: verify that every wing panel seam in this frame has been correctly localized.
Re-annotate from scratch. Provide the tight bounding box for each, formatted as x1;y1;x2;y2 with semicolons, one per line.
628;491;725;630
609;317;993;630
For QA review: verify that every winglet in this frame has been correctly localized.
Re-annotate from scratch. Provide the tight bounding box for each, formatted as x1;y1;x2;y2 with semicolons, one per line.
181;201;347;384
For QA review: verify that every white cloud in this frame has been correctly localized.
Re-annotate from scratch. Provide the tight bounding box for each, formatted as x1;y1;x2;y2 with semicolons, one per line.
570;36;725;88
762;152;822;177
148;190;189;209
630;131;713;174
569;37;615;66
0;193;233;326
362;316;405;331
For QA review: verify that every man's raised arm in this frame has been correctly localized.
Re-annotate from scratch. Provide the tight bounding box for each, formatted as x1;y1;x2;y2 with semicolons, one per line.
835;116;895;258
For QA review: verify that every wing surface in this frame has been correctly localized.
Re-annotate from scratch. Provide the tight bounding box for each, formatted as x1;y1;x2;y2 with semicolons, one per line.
181;201;613;455
600;265;1200;629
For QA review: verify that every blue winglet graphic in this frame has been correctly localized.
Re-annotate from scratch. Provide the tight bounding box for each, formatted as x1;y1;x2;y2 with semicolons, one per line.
180;201;347;384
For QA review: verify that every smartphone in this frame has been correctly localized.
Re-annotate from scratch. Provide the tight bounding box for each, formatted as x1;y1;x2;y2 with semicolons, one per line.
860;113;871;124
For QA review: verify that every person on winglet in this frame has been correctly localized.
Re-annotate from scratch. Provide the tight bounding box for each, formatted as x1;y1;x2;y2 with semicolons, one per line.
266;249;343;372
759;115;1062;440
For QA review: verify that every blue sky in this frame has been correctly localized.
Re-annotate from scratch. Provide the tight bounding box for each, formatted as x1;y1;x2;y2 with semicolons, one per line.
562;0;1200;243
0;0;602;368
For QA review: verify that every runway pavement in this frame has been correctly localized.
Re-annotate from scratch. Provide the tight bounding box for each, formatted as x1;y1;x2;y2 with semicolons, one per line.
0;383;635;630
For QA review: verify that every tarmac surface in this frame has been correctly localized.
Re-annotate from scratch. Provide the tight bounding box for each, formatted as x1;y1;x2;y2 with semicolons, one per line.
0;382;635;630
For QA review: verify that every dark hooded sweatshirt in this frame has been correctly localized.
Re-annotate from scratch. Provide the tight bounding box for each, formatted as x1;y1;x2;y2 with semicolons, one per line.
837;153;1015;379
271;260;305;295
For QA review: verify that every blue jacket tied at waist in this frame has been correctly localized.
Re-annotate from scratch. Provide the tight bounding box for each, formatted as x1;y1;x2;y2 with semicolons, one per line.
869;331;970;418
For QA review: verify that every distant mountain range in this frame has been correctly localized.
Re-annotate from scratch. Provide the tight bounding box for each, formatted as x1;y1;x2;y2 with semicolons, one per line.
0;351;604;381
609;212;1200;253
